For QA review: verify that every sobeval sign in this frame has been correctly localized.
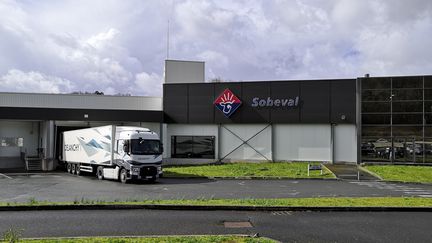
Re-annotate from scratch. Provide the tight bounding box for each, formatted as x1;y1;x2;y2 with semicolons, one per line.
251;96;299;108
214;89;300;117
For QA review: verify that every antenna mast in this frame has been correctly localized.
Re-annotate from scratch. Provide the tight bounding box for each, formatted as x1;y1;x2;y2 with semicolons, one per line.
166;19;170;59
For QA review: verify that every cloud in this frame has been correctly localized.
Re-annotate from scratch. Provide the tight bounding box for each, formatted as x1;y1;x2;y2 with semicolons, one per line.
134;72;163;96
0;69;74;93
0;0;432;95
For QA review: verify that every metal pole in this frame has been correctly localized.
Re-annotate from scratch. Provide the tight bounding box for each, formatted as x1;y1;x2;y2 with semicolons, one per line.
390;78;394;163
331;124;335;164
423;76;425;163
271;124;274;162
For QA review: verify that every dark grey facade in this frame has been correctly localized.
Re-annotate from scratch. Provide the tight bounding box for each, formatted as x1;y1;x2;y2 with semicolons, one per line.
163;79;357;124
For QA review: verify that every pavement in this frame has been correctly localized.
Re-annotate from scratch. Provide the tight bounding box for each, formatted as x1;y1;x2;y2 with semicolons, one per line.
325;164;379;180
1;209;431;242
1;173;432;203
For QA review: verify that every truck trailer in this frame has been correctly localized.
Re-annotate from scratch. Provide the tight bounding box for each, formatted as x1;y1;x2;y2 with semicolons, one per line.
61;125;163;183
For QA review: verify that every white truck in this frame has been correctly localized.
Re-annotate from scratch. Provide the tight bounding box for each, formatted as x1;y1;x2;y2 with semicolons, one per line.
61;125;163;183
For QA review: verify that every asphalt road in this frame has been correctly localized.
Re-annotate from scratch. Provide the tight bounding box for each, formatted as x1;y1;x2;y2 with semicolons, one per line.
1;173;432;203
0;209;431;242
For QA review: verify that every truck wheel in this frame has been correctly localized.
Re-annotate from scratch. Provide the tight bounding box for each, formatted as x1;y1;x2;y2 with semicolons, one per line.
66;163;72;174
76;164;81;176
96;166;104;180
71;164;76;174
119;168;128;184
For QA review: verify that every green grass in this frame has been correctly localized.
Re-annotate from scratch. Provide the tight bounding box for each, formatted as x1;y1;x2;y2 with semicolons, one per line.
1;197;431;208
364;165;432;183
6;235;276;243
164;162;335;179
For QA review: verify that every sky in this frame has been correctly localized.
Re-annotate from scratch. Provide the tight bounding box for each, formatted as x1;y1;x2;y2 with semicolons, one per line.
0;0;431;96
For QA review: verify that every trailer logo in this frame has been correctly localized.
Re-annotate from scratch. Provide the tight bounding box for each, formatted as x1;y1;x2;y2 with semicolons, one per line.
214;89;242;117
64;144;80;151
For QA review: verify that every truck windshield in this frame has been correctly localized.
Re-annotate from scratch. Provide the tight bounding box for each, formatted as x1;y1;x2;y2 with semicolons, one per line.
131;139;161;155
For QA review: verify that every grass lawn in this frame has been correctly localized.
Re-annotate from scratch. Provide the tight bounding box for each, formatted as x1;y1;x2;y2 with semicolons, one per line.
364;165;432;183
1;197;431;208
164;162;335;179
5;236;275;243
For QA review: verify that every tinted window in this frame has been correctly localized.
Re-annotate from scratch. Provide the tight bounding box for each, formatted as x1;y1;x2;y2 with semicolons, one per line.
131;139;161;155
362;90;391;101
424;89;432;100
424;102;432;113
392;114;423;125
171;136;215;159
361;78;391;89
392;126;423;137
425;114;432;124
362;126;391;137
362;102;390;113
424;76;432;88
362;114;390;124
392;77;422;89
392;101;423;112
392;89;422;101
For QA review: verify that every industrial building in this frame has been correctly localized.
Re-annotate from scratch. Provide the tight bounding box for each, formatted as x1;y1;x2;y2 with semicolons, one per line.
0;60;430;171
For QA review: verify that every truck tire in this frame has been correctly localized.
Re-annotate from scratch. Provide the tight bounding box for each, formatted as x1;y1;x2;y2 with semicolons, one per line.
66;163;72;174
76;164;81;176
96;166;104;180
119;168;128;184
71;164;76;174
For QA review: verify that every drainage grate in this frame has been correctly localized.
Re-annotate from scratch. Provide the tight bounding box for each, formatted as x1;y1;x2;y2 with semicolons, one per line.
224;221;253;228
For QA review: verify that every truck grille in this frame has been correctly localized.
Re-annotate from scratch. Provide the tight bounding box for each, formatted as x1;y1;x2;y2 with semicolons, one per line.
140;166;157;177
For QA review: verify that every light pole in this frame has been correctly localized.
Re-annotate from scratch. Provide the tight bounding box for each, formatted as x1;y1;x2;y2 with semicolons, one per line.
390;93;394;163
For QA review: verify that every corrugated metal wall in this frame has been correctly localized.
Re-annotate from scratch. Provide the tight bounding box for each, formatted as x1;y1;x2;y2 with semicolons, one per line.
0;93;162;111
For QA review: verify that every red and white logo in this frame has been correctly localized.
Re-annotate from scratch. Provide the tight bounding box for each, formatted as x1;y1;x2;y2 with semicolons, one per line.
214;89;242;117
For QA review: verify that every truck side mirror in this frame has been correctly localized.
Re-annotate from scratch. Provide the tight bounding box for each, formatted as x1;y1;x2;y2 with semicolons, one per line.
123;140;130;154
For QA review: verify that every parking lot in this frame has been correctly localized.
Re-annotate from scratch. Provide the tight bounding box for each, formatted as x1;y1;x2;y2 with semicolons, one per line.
1;172;432;203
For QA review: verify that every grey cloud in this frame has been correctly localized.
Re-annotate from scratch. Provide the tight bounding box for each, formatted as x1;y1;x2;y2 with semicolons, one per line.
0;0;431;95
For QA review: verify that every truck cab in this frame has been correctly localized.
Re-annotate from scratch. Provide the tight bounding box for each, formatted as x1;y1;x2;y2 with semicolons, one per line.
113;128;163;183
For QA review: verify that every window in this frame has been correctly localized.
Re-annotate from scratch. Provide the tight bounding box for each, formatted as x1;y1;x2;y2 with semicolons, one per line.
0;137;23;147
171;136;215;159
131;139;162;155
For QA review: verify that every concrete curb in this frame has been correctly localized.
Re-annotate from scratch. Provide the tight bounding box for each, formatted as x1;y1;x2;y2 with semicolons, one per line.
22;234;280;243
0;204;431;212
163;176;339;180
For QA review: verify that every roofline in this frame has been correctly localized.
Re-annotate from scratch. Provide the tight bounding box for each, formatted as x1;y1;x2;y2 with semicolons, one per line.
0;91;162;98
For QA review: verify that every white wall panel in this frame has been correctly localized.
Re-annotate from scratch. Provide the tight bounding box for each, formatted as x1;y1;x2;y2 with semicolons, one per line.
165;60;205;83
274;124;331;161
334;124;357;163
220;124;271;161
0;93;162;110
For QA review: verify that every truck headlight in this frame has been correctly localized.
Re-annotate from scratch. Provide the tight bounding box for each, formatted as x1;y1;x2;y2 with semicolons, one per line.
132;167;140;173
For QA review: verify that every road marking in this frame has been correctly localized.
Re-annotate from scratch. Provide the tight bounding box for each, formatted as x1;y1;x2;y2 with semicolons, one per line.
349;181;432;197
0;173;12;179
271;211;292;216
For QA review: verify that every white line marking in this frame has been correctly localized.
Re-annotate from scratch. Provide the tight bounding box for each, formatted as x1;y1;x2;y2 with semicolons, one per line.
0;173;12;179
